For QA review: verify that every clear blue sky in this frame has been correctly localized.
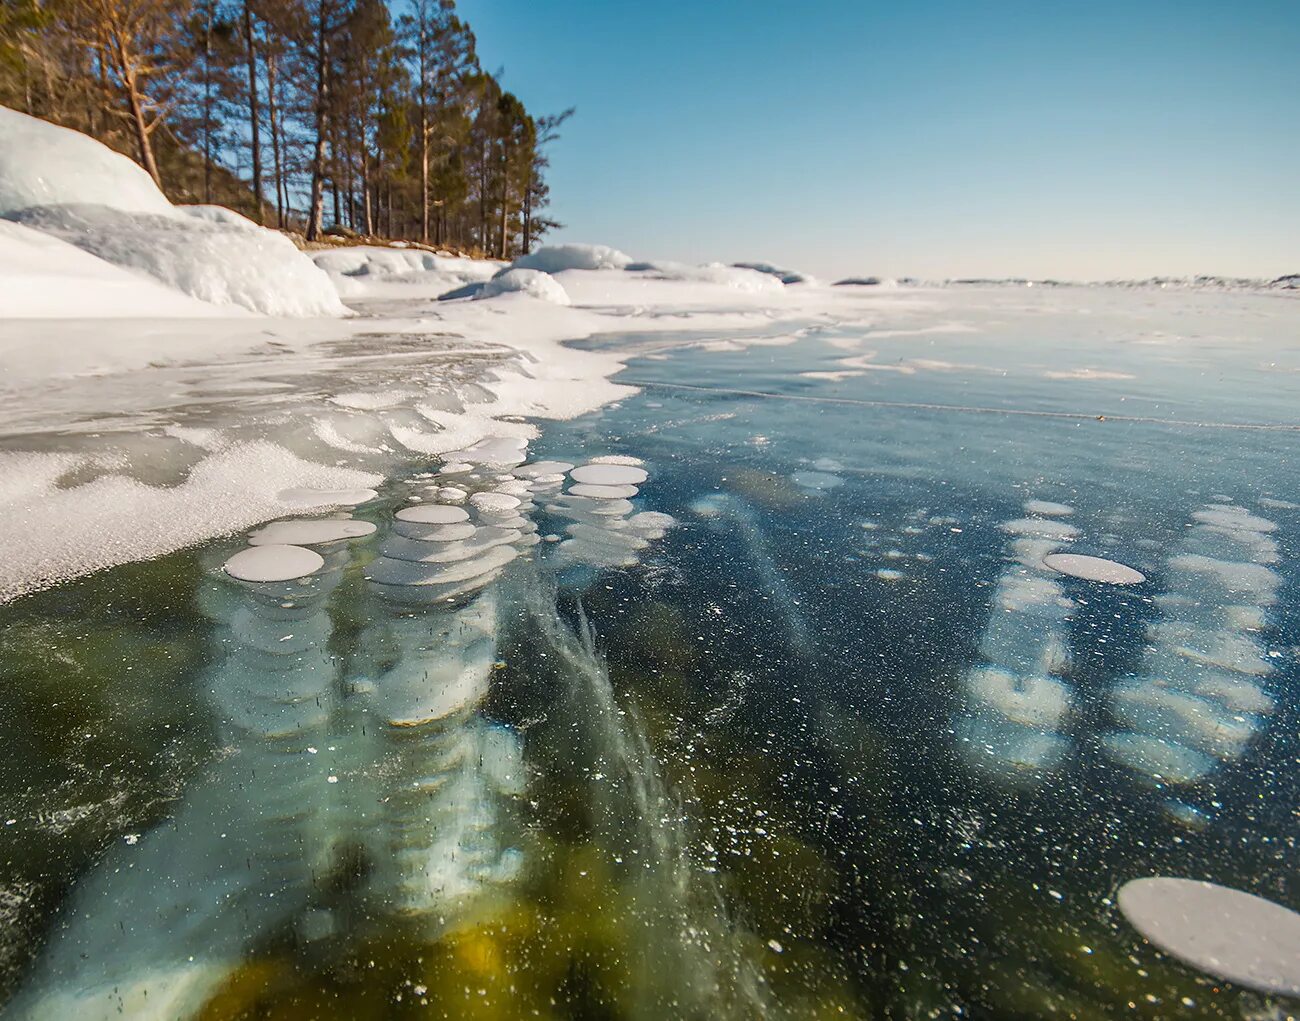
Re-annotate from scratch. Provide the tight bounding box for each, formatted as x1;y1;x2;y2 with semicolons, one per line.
455;0;1299;281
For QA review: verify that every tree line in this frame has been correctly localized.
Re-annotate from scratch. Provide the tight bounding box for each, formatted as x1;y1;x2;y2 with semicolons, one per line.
0;0;570;255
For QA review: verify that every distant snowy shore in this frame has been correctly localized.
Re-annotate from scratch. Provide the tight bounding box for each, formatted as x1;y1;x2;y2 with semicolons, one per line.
0;106;1295;601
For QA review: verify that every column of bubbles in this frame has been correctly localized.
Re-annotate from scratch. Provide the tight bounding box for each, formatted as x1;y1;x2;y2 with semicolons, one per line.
354;438;539;929
1102;503;1280;812
11;517;372;1021
543;460;675;571
954;502;1080;783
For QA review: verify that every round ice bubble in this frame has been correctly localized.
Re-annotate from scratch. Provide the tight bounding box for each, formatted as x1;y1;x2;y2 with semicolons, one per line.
1043;553;1145;584
248;519;376;546
570;463;649;486
395;504;471;524
515;460;575;478
470;492;522;514
569;483;640;499
224;544;325;582
1023;500;1074;517
1118;878;1300;995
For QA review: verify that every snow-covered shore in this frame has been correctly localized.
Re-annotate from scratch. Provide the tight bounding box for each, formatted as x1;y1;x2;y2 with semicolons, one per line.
1;107;1295;602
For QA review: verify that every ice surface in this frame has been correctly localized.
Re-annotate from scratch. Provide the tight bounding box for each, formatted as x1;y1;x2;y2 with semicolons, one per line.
509;243;631;272
395;504;471;524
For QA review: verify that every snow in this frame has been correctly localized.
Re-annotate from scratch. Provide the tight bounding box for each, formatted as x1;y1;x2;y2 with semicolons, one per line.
0;106;173;216
509;243;631;272
1;105;344;317
475;268;571;305
12;203;346;317
0;220;235;318
624;259;784;293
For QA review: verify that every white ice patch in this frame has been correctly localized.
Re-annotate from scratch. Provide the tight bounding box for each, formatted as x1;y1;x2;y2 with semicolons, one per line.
395;505;471;524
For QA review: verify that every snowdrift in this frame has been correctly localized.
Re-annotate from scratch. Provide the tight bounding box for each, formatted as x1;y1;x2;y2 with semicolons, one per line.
477;268;571;304
0;106;345;317
0;220;243;318
623;260;784;293
508;243;631;273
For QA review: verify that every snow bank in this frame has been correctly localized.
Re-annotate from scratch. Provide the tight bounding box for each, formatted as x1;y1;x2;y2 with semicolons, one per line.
312;246;499;282
1;106;345;316
509;243;631;273
12;204;346;317
311;245;500;300
0;220;237;318
733;261;814;285
0;106;173;216
473;268;571;305
624;260;784;293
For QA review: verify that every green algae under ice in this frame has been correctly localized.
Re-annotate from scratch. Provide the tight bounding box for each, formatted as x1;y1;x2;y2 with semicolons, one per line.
3;291;1300;1020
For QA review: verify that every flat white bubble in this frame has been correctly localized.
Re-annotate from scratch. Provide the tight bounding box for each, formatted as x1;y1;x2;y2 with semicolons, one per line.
569;483;639;499
1023;500;1074;517
395;504;471;524
471;492;522;513
1000;518;1081;540
248;519;376;546
224;544;325;582
570;463;649;486
1118;878;1300;995
1043;553;1145;584
515;460;576;478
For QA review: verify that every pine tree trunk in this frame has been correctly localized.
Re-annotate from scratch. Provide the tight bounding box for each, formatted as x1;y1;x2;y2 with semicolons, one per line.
267;50;284;227
305;0;331;241
243;2;265;222
117;39;162;189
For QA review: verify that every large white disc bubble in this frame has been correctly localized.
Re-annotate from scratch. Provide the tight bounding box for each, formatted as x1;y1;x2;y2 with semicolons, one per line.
570;463;648;486
223;544;325;582
395;504;471;524
1118;877;1300;995
1043;553;1145;584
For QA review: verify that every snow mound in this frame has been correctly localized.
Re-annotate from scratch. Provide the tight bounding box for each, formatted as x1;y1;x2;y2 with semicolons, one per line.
0;106;173;216
312;246;499;282
508;243;631;273
1;107;345;316
12;204;347;317
177;204;262;229
624;260;784;293
732;261;813;285
473;268;571;305
0;220;235;318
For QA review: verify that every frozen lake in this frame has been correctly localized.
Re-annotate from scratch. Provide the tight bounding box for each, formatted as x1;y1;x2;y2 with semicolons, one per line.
1;285;1297;1019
